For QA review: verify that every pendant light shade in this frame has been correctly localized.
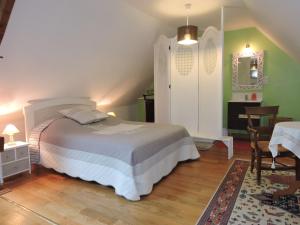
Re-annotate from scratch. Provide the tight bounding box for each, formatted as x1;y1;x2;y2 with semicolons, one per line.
177;25;198;45
177;3;198;46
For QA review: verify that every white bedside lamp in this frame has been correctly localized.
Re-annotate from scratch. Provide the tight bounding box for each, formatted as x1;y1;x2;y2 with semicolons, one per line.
2;124;19;145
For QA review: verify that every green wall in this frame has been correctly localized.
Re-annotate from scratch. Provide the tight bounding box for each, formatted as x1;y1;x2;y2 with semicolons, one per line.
224;27;300;128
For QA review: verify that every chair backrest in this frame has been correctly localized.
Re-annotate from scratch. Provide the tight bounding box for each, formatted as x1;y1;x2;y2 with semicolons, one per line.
245;106;279;138
269;116;293;125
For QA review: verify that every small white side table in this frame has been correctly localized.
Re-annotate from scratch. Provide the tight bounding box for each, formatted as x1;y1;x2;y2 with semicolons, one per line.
0;141;31;185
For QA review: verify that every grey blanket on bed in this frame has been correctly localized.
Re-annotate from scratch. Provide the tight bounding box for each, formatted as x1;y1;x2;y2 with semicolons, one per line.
40;117;191;166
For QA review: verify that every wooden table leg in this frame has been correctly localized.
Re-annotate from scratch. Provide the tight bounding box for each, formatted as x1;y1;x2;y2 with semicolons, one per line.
268;157;300;198
296;157;300;181
268;175;300;199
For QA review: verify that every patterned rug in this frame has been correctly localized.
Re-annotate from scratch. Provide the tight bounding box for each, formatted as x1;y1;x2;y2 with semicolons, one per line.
197;160;300;225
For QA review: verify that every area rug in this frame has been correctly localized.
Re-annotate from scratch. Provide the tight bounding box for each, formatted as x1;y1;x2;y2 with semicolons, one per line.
196;160;300;225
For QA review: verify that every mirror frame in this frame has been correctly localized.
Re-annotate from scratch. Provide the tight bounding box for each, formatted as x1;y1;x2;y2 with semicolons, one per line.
232;50;264;91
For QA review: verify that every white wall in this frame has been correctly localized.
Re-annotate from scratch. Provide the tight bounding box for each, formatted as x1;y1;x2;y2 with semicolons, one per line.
0;0;174;141
99;101;142;122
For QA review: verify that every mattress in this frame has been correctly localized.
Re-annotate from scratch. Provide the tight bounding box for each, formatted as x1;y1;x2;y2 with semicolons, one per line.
30;117;200;200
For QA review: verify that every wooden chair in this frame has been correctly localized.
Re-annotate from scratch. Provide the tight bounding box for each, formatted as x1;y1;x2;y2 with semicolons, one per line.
245;106;295;184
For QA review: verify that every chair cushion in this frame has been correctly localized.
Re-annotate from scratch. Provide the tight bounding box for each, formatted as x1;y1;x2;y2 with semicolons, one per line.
250;141;288;153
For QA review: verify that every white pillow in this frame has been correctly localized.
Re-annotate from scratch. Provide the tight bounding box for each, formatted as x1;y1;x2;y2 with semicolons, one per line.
59;107;109;124
59;105;91;115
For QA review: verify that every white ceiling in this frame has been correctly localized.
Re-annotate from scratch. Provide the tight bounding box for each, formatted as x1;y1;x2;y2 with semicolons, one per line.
124;0;255;30
125;0;300;62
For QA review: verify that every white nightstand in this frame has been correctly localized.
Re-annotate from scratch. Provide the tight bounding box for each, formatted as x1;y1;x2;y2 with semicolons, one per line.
0;141;31;184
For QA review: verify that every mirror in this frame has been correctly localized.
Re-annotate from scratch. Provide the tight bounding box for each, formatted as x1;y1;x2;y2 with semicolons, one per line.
232;51;264;91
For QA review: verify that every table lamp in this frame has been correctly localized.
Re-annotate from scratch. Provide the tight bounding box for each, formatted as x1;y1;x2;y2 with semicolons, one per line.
2;124;19;145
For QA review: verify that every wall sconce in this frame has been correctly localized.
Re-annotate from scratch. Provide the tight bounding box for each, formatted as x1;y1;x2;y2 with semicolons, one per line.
0;102;21;116
242;44;254;57
97;99;112;107
107;112;116;117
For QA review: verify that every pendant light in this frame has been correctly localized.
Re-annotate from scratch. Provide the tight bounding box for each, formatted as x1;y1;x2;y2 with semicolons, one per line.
177;3;198;45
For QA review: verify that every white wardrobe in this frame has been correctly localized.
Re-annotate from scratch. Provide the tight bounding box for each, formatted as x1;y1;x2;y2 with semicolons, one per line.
154;26;232;158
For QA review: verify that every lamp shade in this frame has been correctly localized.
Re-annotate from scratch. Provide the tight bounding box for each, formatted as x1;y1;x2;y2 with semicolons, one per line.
2;124;19;135
177;25;198;45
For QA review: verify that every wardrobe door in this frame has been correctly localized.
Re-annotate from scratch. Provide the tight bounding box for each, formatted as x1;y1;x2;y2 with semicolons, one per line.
198;27;223;138
154;35;171;123
170;37;199;135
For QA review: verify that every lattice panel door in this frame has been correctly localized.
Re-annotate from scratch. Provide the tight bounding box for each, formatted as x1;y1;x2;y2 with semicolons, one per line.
198;27;223;138
170;37;199;135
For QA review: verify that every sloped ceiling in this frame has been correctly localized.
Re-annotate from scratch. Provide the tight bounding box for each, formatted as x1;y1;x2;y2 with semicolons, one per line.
0;0;173;115
125;0;300;63
244;0;300;63
0;0;299;116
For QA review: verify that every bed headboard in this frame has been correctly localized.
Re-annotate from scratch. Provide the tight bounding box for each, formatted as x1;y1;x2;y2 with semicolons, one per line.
23;97;97;141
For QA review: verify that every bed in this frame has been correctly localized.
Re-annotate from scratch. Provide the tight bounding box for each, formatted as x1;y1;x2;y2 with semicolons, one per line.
23;97;200;201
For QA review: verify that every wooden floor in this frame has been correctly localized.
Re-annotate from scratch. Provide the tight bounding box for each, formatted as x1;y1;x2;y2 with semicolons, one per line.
0;142;250;225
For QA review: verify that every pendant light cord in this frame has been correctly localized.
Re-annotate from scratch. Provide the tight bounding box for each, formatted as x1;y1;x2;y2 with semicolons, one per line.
185;3;191;26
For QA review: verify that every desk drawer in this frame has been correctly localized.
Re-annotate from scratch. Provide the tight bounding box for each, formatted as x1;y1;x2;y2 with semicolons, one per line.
228;102;261;130
1;150;15;163
16;146;28;159
2;159;29;177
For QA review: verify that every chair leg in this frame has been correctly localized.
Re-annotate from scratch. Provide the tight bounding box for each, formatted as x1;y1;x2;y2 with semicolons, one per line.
256;154;262;185
250;149;255;173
